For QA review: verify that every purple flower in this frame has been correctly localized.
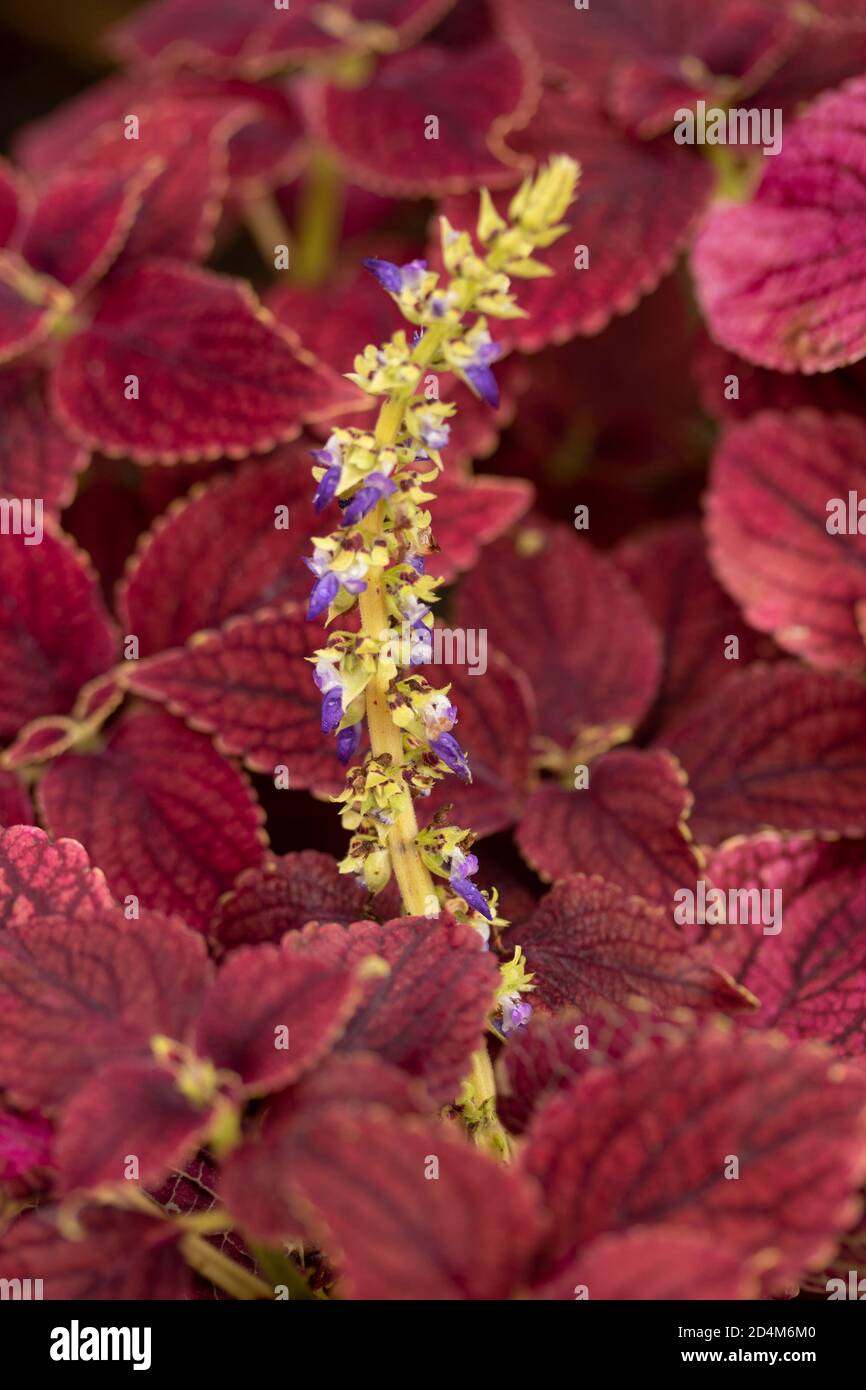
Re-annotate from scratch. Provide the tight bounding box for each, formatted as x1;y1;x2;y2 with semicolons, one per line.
320;686;343;735
418;413;450;451
304;547;368;619
336;722;362;765
306;571;339;620
363;257;428;296
313;464;341;513
342;471;397;527
448;849;492;920
464;333;502;408
431;731;471;783
500;996;532;1036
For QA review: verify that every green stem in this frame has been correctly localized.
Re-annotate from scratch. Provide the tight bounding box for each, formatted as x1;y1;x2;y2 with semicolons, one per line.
292;148;345;287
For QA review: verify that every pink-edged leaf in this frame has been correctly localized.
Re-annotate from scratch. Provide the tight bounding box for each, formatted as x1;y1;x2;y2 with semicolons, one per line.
111;0;457;75
127;607;340;789
521;1027;866;1289
0;365;88;511
693;77;866;373
421;650;535;837
0;908;211;1108
497;0;798;136
224;1107;542;1298
0;774;33;830
534;1227;756;1301
516;748;700;905
320;39;535;197
427;472;532;582
706;835;866;1057
38;710;267;930
73;98;243;264
0;1206;194;1300
0;825;115;930
660;664;866;843
2;718;78;771
0;252;66;364
440;85;713;351
0;529;117;740
21;166;156;298
196;944;361;1093
617;518;777;725
209;851;376;953
51;259;358;463
505;875;755;1016
0;157;31;250
706;410;866;673
456;525;661;751
284;914;499;1103
55;1059;209;1192
118;449;315;655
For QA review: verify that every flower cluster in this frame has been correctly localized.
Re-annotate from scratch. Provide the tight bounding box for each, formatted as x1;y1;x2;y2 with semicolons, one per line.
305;158;579;1007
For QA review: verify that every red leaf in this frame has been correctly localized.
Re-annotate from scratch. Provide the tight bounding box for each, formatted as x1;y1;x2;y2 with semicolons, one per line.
440;85;713;351
0;826;115;930
51;260;357;463
505;875;755;1015
420;650;535;837
118;449;315;655
706;835;866;1057
516;749;701;906
0;529;117;740
0;156;31;249
497;0;797;137
693;77;866;373
196;945;361;1094
128;607;340;789
224;1108;542;1298
284;913;499;1102
427;472;532;582
38;711;267;930
0;253;66;364
21;167;155;298
706;411;866;673
0;1206;194;1300
56;1060;209;1192
534;1228;756;1301
692;330;866;423
0;1108;53;1183
0;365;87;511
660;664;866;843
521;1027;866;1288
320;39;535;197
617;518;776;726
209;851;376;953
0;774;33;830
456;525;661;751
274;1052;431;1125
0;908;211;1107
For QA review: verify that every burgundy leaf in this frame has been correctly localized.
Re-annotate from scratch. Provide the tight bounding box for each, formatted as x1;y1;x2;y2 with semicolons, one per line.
0;365;87;511
209;851;375;953
0;825;116;931
0;774;33;831
534;1228;756;1301
22;166;156;297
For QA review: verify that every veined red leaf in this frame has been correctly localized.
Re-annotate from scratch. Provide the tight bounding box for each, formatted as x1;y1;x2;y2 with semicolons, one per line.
0;253;67;364
521;1027;866;1288
0;908;211;1107
693;77;866;373
38;711;267;930
420;650;535;837
692;331;866;423
223;1108;542;1298
320;40;535;197
496;0;798;137
427;472;532;582
504;875;755;1015
516;749;701;906
0;366;88;511
533;1228;757;1301
0;826;115;931
0;773;32;830
706;835;866;1057
0;1206;194;1300
660;664;866;843
456;525;662;752
51;260;357;463
196;945;361;1094
706;411;866;672
272;1052;431;1126
209;851;376;953
118;449;315;655
0;529;117;740
441;85;713;352
617;519;776;726
127;607;340;789
284;914;499;1102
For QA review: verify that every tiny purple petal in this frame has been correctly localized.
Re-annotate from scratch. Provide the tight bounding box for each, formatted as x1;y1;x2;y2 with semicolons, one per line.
431;732;471;783
336;722;362;765
321;686;343;735
451;873;493;920
466;363;499;409
313;464;341;513
363;257;427;295
342;472;396;527
501;999;532;1035
307;571;339;620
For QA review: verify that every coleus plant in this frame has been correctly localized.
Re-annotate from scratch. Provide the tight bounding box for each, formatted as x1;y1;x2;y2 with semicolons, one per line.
3;0;866;1307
